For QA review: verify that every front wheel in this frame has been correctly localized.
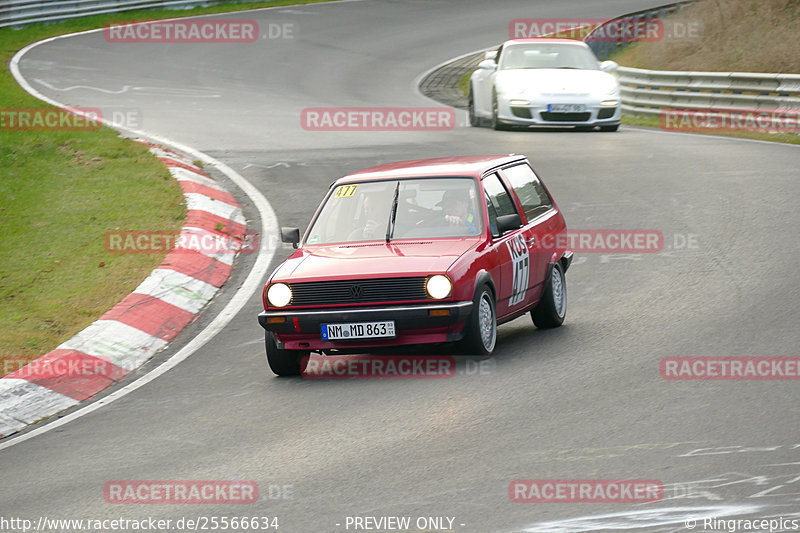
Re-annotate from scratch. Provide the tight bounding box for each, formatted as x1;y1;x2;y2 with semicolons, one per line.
460;284;497;355
265;331;309;376
468;89;480;127
531;263;566;328
490;91;505;131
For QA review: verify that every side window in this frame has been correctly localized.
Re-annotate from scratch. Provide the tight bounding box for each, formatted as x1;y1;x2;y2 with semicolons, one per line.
502;164;553;222
482;173;518;237
485;195;499;237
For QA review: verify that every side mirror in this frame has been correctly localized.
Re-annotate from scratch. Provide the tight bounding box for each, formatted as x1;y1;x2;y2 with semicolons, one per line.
478;59;496;71
600;60;618;72
484;50;497;60
496;214;522;235
280;227;300;248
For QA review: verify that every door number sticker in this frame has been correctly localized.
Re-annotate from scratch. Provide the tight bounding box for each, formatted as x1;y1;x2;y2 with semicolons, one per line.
335;184;358;198
507;234;530;306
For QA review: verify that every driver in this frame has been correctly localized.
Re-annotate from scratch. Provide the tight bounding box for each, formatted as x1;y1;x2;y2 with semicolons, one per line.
347;191;391;240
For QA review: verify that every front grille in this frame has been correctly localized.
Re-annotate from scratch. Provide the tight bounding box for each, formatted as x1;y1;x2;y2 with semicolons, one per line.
511;106;532;119
540;112;591;122
289;277;428;307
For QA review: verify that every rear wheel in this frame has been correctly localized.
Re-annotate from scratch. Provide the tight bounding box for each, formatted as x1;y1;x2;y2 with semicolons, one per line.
531;263;566;328
460;284;497;355
265;331;309;376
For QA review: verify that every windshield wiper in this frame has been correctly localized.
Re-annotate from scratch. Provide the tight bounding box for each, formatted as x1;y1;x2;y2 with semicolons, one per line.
386;181;400;243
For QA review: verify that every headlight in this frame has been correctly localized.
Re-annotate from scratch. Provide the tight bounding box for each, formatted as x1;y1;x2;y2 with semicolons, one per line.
267;283;292;307
425;275;452;300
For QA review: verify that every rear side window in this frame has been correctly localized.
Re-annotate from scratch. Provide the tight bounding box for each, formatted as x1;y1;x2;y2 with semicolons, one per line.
482;173;518;237
502;164;553;221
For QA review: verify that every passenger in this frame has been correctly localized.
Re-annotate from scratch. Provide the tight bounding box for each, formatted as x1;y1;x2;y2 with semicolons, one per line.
439;189;478;235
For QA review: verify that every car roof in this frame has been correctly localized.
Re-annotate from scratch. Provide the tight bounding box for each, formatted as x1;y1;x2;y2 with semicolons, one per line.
504;38;587;46
336;154;526;184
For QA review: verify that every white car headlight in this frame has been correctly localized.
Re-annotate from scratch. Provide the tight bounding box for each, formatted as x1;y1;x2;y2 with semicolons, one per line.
267;283;292;307
426;275;452;300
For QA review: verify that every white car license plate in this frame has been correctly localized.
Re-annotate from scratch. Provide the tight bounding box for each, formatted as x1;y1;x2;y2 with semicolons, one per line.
548;104;586;113
321;321;396;340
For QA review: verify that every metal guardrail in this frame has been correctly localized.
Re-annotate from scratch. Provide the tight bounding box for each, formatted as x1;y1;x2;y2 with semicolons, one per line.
618;66;800;117
0;0;258;29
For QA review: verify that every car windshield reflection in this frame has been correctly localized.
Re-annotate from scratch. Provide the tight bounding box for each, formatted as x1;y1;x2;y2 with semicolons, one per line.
500;43;599;70
304;177;483;245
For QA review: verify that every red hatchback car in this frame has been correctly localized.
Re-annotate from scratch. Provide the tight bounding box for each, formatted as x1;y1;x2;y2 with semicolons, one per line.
258;155;573;376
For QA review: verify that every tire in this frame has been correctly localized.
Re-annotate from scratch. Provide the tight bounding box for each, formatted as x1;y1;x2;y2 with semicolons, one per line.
600;124;620;132
490;90;506;131
460;284;497;355
531;262;566;329
265;331;309;376
468;89;480;127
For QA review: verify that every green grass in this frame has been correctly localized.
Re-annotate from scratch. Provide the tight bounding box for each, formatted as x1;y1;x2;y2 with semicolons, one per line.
621;114;800;145
0;0;337;375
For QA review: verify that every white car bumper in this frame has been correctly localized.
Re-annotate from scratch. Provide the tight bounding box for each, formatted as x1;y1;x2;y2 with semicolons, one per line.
496;97;621;127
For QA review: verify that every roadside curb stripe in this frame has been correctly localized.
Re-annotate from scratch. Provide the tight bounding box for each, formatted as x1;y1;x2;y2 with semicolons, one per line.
0;379;77;424
179;181;238;206
133;269;219;315
5;349;129;401
58;320;168;371
185;193;246;224
174;227;238;265
101;287;198;341
160;249;233;287
171;167;226;190
0;143;247;439
185;210;247;236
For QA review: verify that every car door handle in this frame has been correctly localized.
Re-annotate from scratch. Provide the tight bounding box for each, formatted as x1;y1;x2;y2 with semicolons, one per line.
527;236;536;246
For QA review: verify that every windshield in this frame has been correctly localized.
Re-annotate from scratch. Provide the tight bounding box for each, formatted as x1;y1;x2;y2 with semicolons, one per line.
305;177;482;245
499;43;599;70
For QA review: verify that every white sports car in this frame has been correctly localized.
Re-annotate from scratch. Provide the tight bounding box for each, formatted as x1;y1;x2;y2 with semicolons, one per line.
468;38;621;131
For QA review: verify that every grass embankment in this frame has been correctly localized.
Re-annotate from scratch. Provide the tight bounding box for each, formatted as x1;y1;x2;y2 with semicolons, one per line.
0;0;337;376
611;0;800;144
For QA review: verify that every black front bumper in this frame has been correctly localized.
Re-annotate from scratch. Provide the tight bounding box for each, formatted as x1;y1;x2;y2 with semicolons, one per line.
259;302;473;334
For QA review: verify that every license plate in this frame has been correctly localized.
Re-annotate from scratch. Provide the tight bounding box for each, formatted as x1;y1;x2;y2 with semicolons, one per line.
548;104;586;113
321;321;396;340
